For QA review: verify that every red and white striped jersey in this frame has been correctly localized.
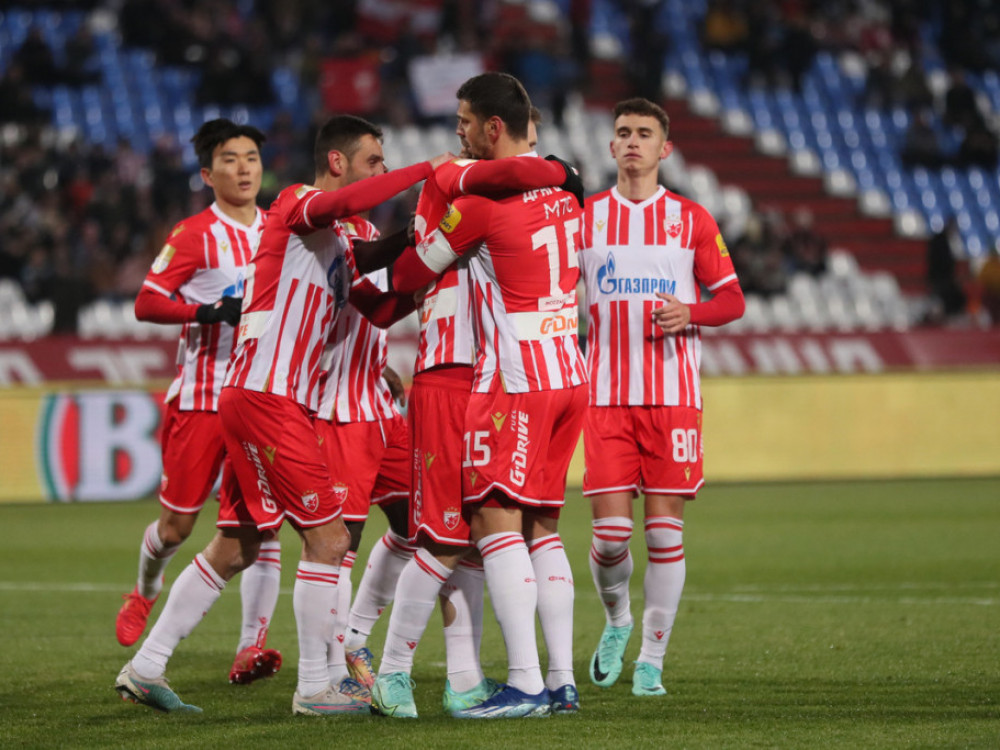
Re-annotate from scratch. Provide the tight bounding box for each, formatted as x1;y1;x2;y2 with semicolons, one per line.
224;184;356;412
409;181;588;393
143;202;263;412
412;160;479;372
316;216;399;423
581;186;739;407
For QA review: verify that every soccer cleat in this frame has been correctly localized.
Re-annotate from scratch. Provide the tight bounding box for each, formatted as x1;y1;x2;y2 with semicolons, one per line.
115;587;157;647
292;685;369;716
370;672;418;719
631;662;667;697
229;645;282;685
589;622;633;688
338;676;371;705
114;661;202;713
344;646;375;691
548;684;580;714
451;685;551;719
442;677;503;716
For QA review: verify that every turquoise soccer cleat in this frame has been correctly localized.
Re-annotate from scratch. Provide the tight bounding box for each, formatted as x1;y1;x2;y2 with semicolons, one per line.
115;661;202;714
371;672;418;719
631;661;667;697
589;623;634;688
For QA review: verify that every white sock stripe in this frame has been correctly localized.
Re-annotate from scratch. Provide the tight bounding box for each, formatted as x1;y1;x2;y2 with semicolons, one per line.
457;559;484;572
590;545;630;567
478;533;526;558
414;548;451;583
296;562;339;586
192;554;225;592
645;516;684;532
649;552;685;564
342;551;357;568
254;553;282;568
142;523;178;559
528;534;562;556
382;530;417;556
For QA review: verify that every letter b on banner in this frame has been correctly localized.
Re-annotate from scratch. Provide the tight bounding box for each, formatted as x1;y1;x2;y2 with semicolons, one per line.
39;392;163;501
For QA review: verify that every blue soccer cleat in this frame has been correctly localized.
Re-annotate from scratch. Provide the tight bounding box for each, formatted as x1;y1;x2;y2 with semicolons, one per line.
589;623;633;688
549;683;580;714
451;685;550;719
442;677;503;716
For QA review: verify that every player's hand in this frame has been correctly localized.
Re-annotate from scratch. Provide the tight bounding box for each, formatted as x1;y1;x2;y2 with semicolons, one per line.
429;152;458;169
195;296;243;326
651;292;690;334
382;366;406;407
545;154;585;208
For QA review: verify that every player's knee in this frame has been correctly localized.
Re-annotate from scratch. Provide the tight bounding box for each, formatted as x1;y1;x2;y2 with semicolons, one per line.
591;516;634;560
302;521;351;566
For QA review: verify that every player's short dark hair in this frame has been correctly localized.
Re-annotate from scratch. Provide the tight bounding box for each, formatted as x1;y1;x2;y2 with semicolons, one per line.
613;98;670;139
191;118;266;169
530;105;542;126
456;72;532;141
314;115;383;176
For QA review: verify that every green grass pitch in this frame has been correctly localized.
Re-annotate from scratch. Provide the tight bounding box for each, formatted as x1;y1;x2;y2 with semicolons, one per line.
1;478;998;748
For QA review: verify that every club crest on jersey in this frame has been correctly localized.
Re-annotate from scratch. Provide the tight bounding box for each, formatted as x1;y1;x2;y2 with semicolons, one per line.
716;233;729;257
439;204;462;233
332;483;349;505
302;491;320;512
151;244;176;274
665;214;683;238
443;508;461;530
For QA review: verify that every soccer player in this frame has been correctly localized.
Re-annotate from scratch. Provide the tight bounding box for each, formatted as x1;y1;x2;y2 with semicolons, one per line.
580;98;745;697
376;72;588;720
116;118;282;685
307;117;417;702
114;116;452;716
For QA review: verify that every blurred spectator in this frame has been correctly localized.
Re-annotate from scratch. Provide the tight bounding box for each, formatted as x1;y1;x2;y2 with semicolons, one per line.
624;0;668;102
63;25;101;86
12;27;60;85
956;119;1000;169
859;54;896;110
0;64;51;125
975;246;1000;325
702;0;749;53
942;67;983;132
925;217;967;321
896;53;934;112
730;212;788;297
782;207;828;276
782;14;818;93
901;109;946;168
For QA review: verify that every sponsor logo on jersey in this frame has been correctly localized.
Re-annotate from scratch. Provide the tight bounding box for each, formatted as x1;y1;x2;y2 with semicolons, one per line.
716;233;729;257
151;244;176;274
491;411;507;432
665;214;683;238
443;508;461;530
509;410;530;487
597;252;677;296
327;255;349;310
332;483;348;505
539;309;578;336
439;204;462;233
245;442;278;513
302;491;320;512
221;273;245;299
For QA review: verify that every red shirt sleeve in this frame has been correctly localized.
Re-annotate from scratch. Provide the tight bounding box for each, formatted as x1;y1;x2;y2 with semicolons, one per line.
280;162;433;234
688;280;745;326
349;275;417;328
437;157;565;199
393;196;491;294
135;221;202;323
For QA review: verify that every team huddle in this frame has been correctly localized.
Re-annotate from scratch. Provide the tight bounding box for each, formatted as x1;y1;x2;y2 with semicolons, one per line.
112;72;745;719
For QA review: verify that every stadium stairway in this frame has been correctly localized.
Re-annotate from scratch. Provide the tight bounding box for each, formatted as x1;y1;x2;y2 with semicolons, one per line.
665;96;927;295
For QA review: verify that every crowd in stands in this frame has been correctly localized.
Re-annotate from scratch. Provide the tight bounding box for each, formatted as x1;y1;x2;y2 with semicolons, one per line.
2;0;999;331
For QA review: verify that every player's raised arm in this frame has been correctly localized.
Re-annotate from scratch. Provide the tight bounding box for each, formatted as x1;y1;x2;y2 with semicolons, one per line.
436;154;584;206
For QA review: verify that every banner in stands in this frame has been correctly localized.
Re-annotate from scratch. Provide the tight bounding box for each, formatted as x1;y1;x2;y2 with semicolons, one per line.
2;329;999;385
0;389;167;503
